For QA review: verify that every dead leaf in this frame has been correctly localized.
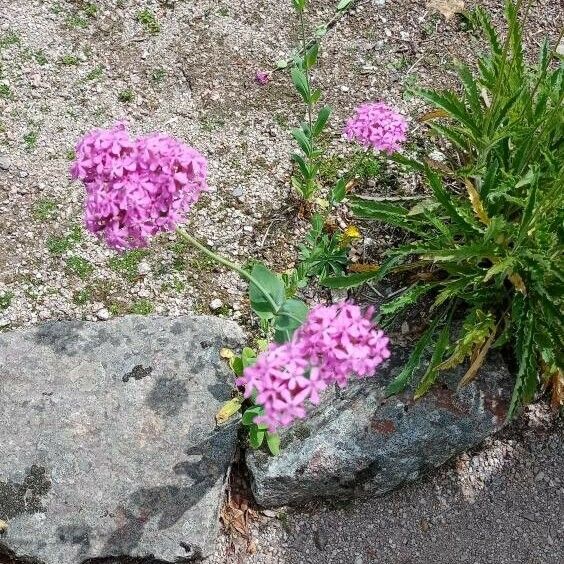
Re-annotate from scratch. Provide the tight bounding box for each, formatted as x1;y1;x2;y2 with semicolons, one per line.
427;0;465;20
458;328;497;388
348;263;380;273
508;273;527;294
549;369;564;410
419;109;449;122
220;347;235;360
215;397;243;425
464;179;490;226
424;157;453;175
0;519;7;534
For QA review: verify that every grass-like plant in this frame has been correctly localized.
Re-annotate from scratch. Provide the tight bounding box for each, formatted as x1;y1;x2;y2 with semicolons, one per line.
324;1;563;416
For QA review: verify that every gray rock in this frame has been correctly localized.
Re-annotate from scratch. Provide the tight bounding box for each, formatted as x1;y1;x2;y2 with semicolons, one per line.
0;154;10;171
246;345;511;507
0;315;244;563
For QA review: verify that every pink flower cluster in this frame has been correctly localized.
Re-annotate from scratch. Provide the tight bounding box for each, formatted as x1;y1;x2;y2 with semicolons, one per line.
71;123;207;250
237;302;391;431
255;70;270;86
344;102;407;154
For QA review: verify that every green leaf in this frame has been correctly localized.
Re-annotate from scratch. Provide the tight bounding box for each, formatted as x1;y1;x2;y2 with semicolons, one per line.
241;347;257;368
275;59;288;69
386;318;439;396
248;263;286;320
291;67;310;102
292;127;313;156
249;426;266;448
313;106;331;136
425;167;481;234
508;297;537;419
274;299;308;343
414;322;451;399
266;432;281;455
380;284;436;317
337;0;354;11
305;43;319;68
456;62;482;115
242;405;263;426
321;269;381;289
230;356;244;376
329;177;347;204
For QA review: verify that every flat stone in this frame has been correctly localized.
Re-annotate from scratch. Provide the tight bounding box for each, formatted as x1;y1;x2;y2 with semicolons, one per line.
0;315;244;563
247;345;511;507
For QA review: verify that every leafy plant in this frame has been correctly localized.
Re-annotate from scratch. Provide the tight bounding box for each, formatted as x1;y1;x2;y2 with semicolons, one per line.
299;213;348;278
289;0;331;200
324;1;564;416
137;9;160;34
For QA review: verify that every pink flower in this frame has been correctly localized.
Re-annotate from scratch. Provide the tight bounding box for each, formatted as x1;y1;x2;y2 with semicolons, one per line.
344;102;407;154
237;302;390;432
255;70;270;86
71;123;207;250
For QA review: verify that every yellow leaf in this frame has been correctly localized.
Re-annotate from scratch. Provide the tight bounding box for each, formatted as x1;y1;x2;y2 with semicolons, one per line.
427;0;465;20
215;397;243;425
220;347;235;360
509;273;527;294
419;109;449;122
343;225;361;240
0;519;7;533
464;179;490;225
458;329;497;388
348;263;380;273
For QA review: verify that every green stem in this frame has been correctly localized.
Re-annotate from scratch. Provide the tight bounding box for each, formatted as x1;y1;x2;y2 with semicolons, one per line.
299;8;316;198
176;228;280;314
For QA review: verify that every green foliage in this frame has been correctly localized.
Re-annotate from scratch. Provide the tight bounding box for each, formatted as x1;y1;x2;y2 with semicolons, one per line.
0;84;12;100
108;249;149;281
327;2;564;416
118;89;135;103
130;299;154;315
32;199;57;221
288;2;331;200
60;54;79;66
299;213;348;279
137;9;160;34
0;291;14;311
65;256;93;279
47;226;83;255
23;130;39;151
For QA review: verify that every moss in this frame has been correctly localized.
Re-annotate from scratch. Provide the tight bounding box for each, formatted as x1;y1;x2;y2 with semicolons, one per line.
108;249;149;281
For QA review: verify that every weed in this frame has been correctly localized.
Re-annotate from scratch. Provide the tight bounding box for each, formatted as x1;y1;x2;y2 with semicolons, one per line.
32;199;57;221
47;225;82;255
65;149;76;160
151;67;166;83
34;50;48;65
60;55;79;66
84;2;98;17
72;288;92;305
0;292;14;311
0;84;12;100
65;256;94;279
137;9;160;34
85;65;104;81
118;89;134;103
108;249;149;281
0;31;20;49
130;299;154;315
66;15;88;29
23;130;39;151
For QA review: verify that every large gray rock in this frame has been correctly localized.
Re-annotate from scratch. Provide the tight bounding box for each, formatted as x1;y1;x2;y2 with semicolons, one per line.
0;315;244;563
247;345;511;507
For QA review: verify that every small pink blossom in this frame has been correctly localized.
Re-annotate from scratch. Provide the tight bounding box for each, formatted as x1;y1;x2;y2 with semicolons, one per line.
71;123;207;250
344;102;407;154
237;302;390;432
255;70;270;86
